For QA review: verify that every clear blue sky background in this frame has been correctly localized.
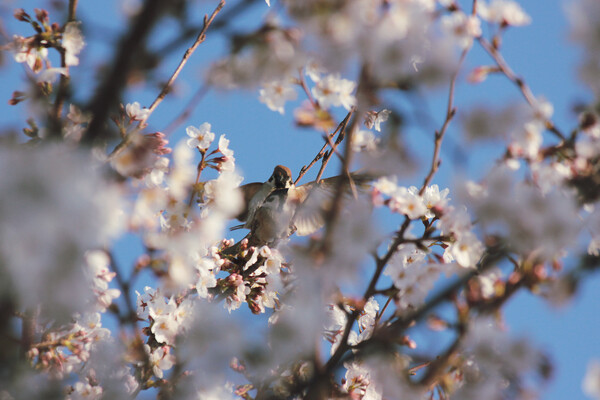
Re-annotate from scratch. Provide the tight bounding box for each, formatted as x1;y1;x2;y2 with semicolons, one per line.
1;0;599;398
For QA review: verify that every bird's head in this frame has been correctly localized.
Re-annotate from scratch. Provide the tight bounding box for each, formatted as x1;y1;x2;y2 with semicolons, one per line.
268;165;293;189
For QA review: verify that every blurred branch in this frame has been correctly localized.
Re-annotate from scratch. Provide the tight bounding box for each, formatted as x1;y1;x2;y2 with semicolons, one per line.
144;1;225;122
152;0;256;58
83;0;173;145
294;110;353;185
49;0;79;139
315;111;352;182
68;0;78;21
106;249;138;326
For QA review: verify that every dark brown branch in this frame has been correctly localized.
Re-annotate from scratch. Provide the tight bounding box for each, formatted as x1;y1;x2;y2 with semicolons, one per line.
106;249;138;325
294;110;353;185
48;0;79;139
83;0;173;145
419;48;467;195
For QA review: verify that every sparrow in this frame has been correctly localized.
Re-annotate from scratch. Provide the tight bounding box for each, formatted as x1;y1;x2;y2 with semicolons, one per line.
246;187;295;246
233;165;293;231
232;165;372;246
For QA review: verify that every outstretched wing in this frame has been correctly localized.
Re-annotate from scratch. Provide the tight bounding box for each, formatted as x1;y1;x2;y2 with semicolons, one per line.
291;173;373;236
235;182;263;222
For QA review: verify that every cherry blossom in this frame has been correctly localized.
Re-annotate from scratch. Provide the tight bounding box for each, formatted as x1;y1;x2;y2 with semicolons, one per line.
441;11;482;49
63;21;85;66
186;122;215;150
311;74;356;111
583;359;600;400
259;79;298;114
125;101;151;121
478;0;531;26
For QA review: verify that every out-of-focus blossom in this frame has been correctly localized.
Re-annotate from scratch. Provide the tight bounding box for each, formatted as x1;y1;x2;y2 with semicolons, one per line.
37;67;68;83
508;98;554;161
463;166;582;261
460;104;518;142
567;0;600;94
352;129;380;152
441;11;482;49
67;380;102;400
531;162;573;194
203;171;243;216
583;359;600;399
125;101;151;121
186;123;215;151
63;22;85;66
454;317;547;399
311;74;356;111
364;109;391;132
208;26;302;88
568;0;600;55
0;144;124;320
305;59;325;82
167;141;196;200
111;132;169;178
385;244;445;309
438;205;484;267
145;157;170;187
84;251;120;312
259;79;298;114
293;100;336;131
478;0;531;26
13;35;48;73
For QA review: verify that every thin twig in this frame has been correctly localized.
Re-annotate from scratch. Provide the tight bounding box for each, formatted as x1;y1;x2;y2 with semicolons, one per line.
105;249;138;325
187;151;207;208
315;127;348;182
420;48;467;195
144;1;225;122
49;0;79;138
294;110;353;185
84;0;172;145
319;113;357;253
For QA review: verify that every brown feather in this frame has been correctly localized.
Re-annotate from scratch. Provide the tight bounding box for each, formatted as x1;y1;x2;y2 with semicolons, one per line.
236;182;263;222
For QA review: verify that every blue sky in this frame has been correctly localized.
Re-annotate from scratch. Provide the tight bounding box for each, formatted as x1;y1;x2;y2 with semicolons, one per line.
1;0;599;398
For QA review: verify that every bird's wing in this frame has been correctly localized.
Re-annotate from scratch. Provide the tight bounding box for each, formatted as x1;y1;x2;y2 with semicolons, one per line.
291;173;373;236
235;182;264;222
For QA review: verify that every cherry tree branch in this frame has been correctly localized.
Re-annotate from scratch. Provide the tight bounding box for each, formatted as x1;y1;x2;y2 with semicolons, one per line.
49;0;79;138
144;1;225;122
294;110;353;185
84;0;176;145
419;48;467;195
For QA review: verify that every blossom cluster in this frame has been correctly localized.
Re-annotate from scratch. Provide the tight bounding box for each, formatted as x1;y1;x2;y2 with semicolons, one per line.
2;0;600;399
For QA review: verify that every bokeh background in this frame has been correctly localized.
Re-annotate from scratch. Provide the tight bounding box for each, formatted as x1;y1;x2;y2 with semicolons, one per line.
1;0;598;398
